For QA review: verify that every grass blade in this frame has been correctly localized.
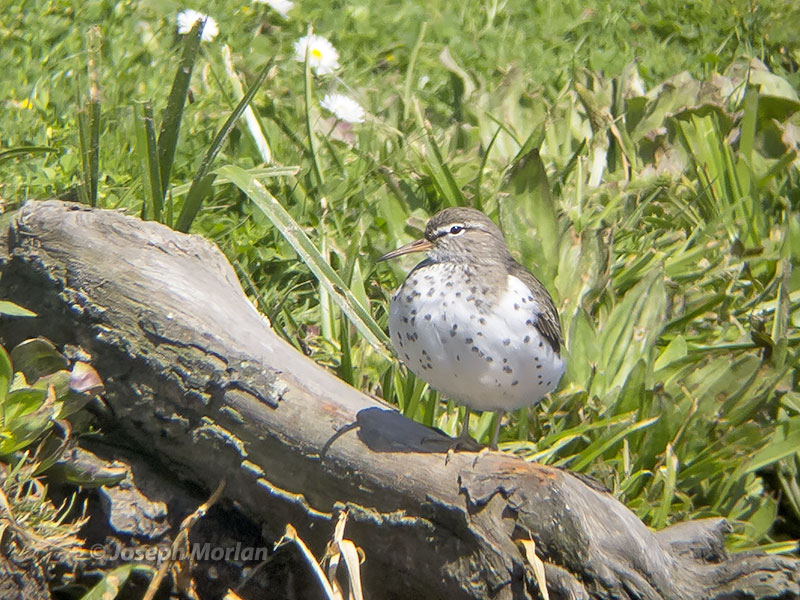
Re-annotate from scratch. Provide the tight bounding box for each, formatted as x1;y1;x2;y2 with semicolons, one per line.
157;18;204;199
175;58;274;232
599;270;666;393
474;125;502;212
651;443;679;529
222;44;272;164
134;101;164;221
0;146;57;166
77;26;101;207
569;416;659;471
417;123;464;207
740;416;800;476
219;164;391;355
81;565;155;600
0;343;12;404
403;21;427;123
302;27;324;188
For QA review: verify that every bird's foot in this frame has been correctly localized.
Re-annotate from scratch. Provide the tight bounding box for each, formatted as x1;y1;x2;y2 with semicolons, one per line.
444;432;484;465
470;446;492;468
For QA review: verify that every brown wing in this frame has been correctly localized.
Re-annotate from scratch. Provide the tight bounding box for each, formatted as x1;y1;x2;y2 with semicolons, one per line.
507;260;563;355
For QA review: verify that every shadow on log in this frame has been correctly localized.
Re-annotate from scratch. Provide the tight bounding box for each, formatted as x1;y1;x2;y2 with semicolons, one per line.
0;200;798;599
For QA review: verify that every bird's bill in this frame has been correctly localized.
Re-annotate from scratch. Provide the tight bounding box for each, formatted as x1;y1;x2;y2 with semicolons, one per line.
378;238;433;262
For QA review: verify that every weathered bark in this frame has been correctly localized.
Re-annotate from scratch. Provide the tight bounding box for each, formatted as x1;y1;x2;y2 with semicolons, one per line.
0;548;50;600
0;200;797;600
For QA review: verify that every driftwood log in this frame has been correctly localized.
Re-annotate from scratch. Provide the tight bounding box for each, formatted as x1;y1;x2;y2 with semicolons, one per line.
0;200;798;599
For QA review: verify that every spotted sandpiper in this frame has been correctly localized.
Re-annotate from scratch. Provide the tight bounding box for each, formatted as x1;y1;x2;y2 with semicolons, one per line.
379;207;565;449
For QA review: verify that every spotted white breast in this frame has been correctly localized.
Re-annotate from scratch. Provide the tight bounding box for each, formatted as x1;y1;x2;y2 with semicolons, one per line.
389;268;565;412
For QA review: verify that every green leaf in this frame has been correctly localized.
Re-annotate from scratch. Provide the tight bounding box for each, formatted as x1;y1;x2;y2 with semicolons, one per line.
738;87;758;160
10;338;68;384
500;145;559;285
0;344;13;405
652;443;679;529
31;371;74;411
0;388;55;455
0;300;36;317
80;564;156;600
746;60;800;114
50;447;128;487
349;258;371;317
629;71;701;141
439;45;476;102
180;173;217;230
599;270;666;393
565;307;598;385
744;494;779;542
2;388;48;421
740;416;800;476
653;335;687;372
613;358;647;415
777;458;800;524
167;166;299;199
770;257;791;370
474;126;503;211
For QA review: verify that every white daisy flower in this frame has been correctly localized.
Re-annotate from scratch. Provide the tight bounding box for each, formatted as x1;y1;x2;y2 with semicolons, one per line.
176;9;219;42
294;34;340;76
320;93;365;124
252;0;293;19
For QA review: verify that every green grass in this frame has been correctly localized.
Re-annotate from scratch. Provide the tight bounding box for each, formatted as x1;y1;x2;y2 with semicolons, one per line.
2;0;800;558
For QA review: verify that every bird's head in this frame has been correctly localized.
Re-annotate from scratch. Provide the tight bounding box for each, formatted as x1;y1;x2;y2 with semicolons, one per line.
378;207;509;265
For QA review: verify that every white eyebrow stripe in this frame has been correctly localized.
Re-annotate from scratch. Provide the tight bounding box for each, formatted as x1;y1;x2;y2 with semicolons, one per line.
433;222;466;237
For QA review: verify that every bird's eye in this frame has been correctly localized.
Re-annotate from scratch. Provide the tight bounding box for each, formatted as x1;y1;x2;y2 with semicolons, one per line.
449;225;464;235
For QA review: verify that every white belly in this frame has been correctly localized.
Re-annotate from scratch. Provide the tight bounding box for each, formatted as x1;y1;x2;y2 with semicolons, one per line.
389;273;565;412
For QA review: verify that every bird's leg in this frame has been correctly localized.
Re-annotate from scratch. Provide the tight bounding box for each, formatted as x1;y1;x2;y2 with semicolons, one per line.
489;410;504;450
454;406;483;450
467;410;504;468
421;406;481;456
459;407;472;439
443;407;482;463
